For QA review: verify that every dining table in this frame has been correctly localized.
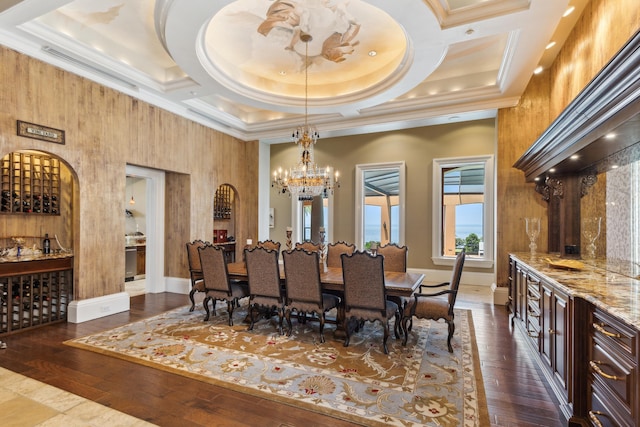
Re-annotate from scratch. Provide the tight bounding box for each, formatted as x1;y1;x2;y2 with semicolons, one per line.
226;262;425;297
225;261;425;339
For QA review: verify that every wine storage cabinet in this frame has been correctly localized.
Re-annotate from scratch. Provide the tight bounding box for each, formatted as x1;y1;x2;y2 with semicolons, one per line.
214;184;232;220
0;257;73;334
1;152;61;215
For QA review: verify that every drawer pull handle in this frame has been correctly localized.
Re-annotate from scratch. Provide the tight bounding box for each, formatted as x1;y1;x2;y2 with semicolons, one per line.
528;295;540;301
593;322;621;338
528;311;540;318
548;329;556;334
589;360;621;381
588;410;605;427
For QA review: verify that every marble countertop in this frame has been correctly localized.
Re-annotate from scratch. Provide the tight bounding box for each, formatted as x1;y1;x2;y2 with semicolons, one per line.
0;252;73;263
511;252;640;331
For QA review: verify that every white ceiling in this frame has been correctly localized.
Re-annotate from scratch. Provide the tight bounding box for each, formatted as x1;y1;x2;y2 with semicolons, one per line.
0;0;588;143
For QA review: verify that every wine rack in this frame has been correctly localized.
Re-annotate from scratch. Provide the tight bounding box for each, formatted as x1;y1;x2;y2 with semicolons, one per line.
0;257;73;334
214;184;232;220
1;152;61;215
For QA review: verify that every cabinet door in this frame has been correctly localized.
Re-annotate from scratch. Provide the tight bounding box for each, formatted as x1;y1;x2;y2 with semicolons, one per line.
136;247;146;275
541;283;553;366
552;289;568;392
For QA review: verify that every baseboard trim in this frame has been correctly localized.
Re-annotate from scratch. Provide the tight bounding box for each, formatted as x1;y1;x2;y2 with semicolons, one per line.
68;292;130;323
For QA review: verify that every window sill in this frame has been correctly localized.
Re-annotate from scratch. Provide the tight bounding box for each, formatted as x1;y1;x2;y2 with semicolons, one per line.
431;256;494;269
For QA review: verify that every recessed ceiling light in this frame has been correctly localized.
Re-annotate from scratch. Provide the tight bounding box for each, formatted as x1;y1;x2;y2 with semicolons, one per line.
611;165;619;169
546;41;556;50
368;50;377;57
549;168;556;173
570;154;579;160
605;133;616;139
279;70;287;76
534;66;544;74
563;6;575;17
534;177;540;181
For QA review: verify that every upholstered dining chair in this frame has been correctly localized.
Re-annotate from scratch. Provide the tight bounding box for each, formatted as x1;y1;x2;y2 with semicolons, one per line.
401;249;465;352
186;239;206;312
341;250;400;354
198;244;250;324
244;246;285;334
295;241;321;253
377;243;408;335
282;248;340;343
326;241;356;268
377;243;407;273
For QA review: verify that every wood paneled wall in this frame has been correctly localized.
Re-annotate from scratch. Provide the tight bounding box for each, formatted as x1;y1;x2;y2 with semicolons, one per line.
496;0;640;286
0;46;259;300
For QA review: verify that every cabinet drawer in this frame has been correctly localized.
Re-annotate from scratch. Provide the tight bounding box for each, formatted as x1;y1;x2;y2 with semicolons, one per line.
590;340;636;411
593;309;637;359
589;382;635;427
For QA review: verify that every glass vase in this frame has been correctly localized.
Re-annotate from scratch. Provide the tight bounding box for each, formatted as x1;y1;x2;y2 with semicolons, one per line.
525;217;541;256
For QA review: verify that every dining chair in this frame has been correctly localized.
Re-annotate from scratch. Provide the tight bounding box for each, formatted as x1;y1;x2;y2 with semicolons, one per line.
198;244;250;325
326;241;355;268
294;241;321;253
401;249;465;352
377;243;408;336
244;246;285;333
377;243;407;272
341;250;400;354
282;248;340;343
186;239;206;312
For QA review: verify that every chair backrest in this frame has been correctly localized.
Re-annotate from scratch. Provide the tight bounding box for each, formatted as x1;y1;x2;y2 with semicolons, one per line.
282;249;322;305
198;244;231;293
256;239;281;253
341;250;387;312
244;246;282;299
447;250;466;309
294;241;321;253
376;243;407;272
326;241;355;268
186;240;206;273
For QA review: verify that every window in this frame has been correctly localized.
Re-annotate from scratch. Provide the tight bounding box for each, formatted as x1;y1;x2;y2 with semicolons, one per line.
432;156;494;268
355;162;405;249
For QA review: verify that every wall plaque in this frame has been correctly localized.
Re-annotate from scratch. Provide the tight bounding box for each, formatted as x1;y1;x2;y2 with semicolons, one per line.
17;120;65;144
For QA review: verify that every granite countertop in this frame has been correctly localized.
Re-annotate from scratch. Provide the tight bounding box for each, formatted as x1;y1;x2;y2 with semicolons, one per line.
0;251;74;263
511;252;640;330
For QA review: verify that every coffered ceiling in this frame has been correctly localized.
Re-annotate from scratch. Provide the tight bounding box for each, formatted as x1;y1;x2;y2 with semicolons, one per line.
0;0;588;143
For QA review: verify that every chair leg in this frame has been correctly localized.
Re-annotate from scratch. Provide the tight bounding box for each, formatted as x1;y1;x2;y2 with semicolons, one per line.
285;309;293;337
394;310;401;339
226;300;235;326
189;288;197;312
248;303;256;331
203;296;211;321
401;315;412;346
447;319;455;353
343;317;356;347
382;321;390;354
318;313;325;343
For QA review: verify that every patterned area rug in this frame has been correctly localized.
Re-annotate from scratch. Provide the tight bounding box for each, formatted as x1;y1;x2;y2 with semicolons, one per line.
65;305;488;426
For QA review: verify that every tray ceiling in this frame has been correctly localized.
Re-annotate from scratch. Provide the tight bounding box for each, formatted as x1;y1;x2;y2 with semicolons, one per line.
0;0;588;143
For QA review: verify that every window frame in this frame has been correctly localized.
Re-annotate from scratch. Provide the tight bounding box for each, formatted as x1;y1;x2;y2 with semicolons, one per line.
432;155;494;268
355;161;406;249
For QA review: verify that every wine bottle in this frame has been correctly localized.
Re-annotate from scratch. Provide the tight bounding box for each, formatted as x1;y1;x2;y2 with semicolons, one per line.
43;233;51;254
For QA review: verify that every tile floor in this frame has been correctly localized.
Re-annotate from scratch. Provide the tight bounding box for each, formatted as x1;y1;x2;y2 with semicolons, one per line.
0;367;156;426
0;284;496;426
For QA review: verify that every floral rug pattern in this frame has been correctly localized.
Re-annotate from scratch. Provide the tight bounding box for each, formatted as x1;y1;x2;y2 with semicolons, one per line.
66;305;487;426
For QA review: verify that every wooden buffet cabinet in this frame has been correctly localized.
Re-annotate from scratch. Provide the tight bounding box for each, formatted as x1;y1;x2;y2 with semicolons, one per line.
510;254;640;427
0;254;73;335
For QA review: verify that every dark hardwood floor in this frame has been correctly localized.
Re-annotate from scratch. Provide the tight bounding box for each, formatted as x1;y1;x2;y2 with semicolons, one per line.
0;293;564;426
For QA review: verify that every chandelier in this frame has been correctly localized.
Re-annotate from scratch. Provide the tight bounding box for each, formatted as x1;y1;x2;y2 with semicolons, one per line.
272;34;339;201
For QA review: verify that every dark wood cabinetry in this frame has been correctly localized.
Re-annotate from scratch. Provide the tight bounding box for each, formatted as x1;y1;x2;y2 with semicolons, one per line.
0;256;73;334
588;308;638;427
510;257;572;418
136;246;145;276
510;254;640;426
